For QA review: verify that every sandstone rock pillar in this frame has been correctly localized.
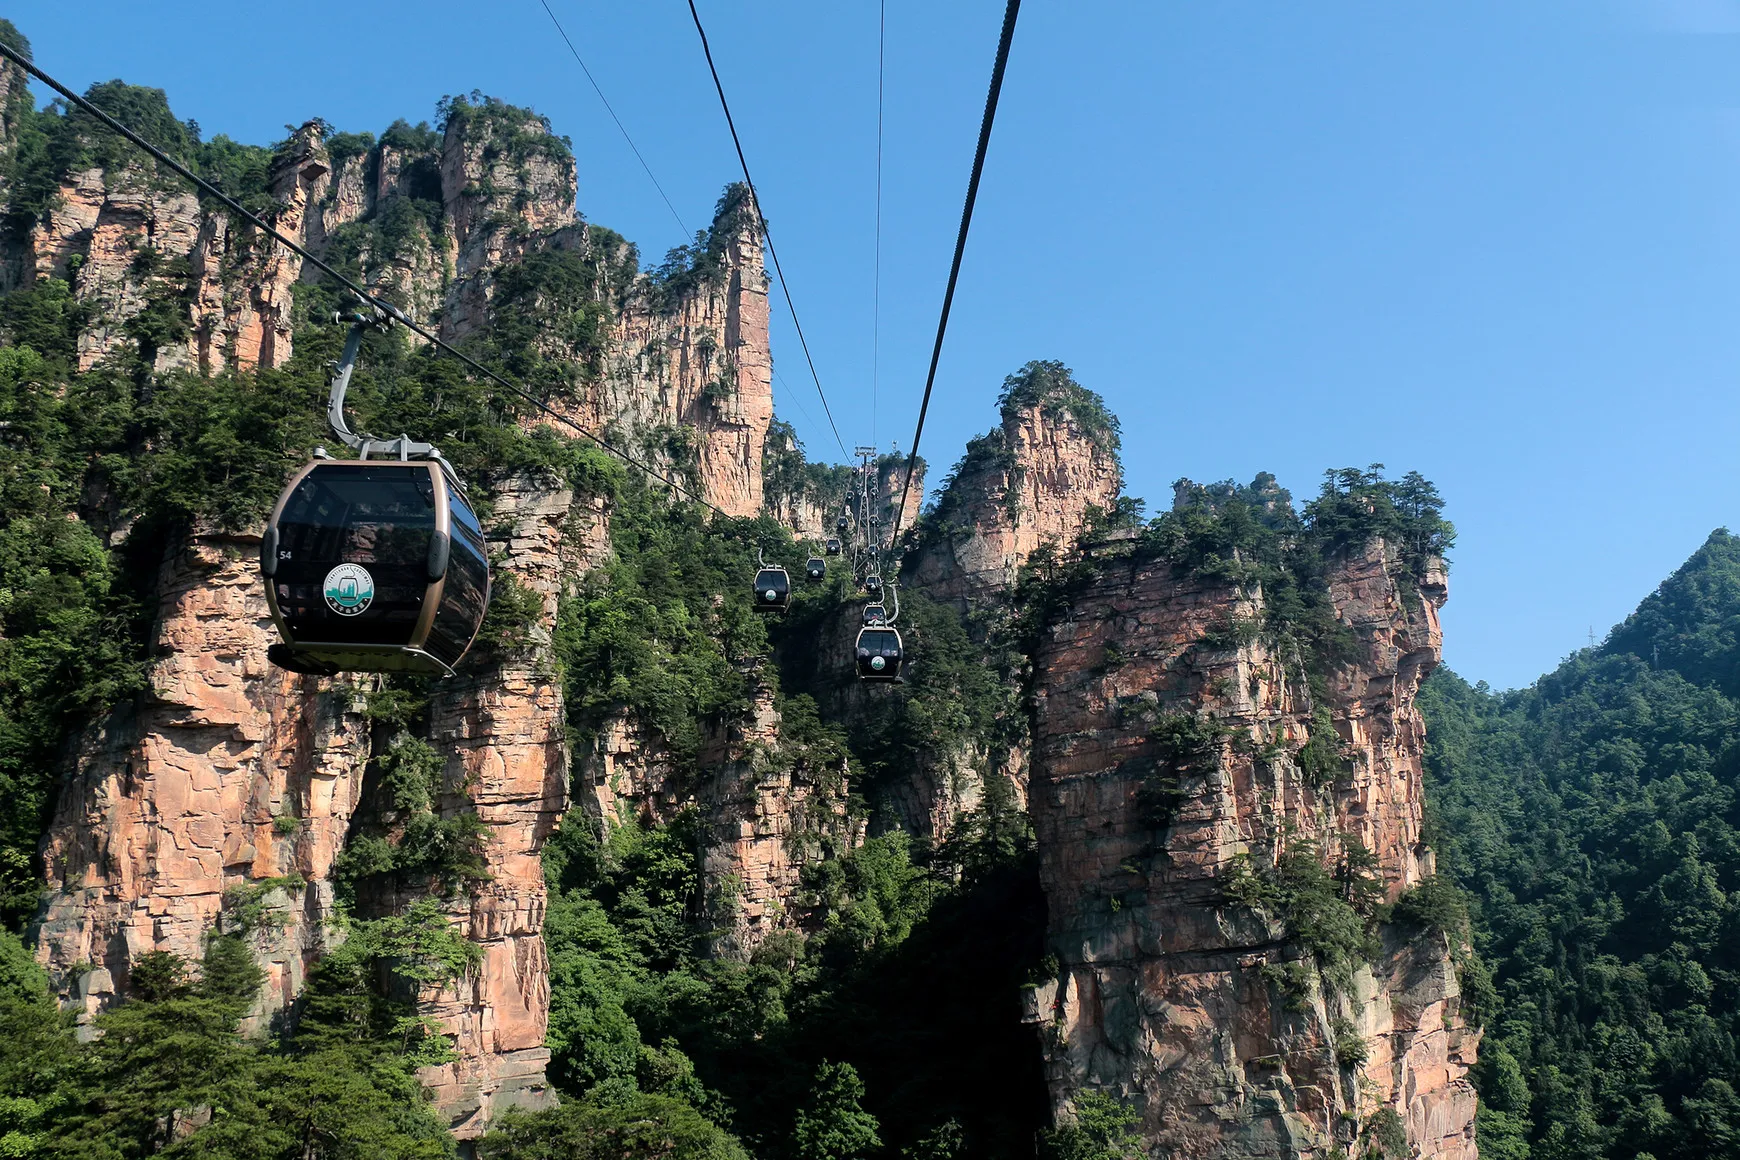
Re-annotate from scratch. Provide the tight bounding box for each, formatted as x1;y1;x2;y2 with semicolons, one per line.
1025;540;1477;1159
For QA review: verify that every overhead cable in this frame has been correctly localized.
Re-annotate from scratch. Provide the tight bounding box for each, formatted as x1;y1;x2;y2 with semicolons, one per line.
872;0;885;454
684;0;852;463
536;0;690;237
0;41;740;522
886;0;1023;551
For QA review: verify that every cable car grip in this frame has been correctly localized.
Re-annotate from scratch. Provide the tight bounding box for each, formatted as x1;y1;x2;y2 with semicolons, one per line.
326;298;438;463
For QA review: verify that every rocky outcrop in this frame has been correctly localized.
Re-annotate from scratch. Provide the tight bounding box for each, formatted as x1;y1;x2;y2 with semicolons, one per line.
36;525;371;1034
1;86;777;513
577;677;855;958
414;470;608;1137
439;103;580;342
587;200;773;518
907;376;1120;610
10;122;330;373
186;124;331;373
1024;538;1476;1159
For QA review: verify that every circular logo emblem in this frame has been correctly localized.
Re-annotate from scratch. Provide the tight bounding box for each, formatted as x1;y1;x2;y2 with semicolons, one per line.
322;564;375;617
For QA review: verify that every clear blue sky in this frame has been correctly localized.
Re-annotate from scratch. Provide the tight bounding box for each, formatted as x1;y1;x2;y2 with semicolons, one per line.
10;0;1740;690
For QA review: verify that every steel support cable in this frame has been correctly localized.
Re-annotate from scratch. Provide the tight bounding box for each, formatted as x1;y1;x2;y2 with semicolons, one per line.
871;0;885;455
0;42;742;522
885;0;1022;554
684;0;852;463
537;0;690;237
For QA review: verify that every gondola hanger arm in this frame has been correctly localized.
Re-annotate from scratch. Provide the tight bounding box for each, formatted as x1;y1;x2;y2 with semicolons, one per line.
326;303;439;463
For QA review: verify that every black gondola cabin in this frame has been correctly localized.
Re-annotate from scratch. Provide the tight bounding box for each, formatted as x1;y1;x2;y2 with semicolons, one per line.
805;557;826;582
754;566;791;612
262;459;490;677
864;573;883;596
863;603;887;626
825;537;843;556
856;627;902;681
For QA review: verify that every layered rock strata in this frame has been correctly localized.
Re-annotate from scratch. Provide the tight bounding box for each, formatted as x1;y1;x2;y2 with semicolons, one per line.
907;394;1120;609
1025;540;1476;1159
414;470;609;1136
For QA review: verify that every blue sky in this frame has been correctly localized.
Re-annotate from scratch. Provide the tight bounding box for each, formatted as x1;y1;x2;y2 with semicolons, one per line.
10;0;1740;689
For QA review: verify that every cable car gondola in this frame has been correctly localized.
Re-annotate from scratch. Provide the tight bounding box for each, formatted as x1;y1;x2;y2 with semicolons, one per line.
863;573;883;596
855;627;903;682
863;603;887;626
825;537;843;556
753;552;791;613
264;306;490;677
835;514;850;535
805;557;826;582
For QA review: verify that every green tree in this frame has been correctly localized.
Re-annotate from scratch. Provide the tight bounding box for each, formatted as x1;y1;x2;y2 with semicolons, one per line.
1037;1092;1140;1160
792;1062;881;1160
476;1093;749;1160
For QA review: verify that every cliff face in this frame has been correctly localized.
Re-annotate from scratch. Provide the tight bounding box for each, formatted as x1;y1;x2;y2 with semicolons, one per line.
1;101;771;516
11;92;785;1133
36;525;371;1034
578;679;856;958
410;470;608;1135
35;468;608;1134
589;203;774;519
907;378;1120;610
1024;539;1475;1159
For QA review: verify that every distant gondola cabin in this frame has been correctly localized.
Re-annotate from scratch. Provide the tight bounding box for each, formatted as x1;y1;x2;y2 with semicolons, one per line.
856;627;902;681
754;566;791;612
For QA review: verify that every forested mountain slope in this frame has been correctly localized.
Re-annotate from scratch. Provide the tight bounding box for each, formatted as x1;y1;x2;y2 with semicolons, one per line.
1422;529;1740;1160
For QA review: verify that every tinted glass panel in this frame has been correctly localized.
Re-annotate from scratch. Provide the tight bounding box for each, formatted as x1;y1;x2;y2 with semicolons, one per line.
272;464;434;646
859;630;901;655
425;493;490;666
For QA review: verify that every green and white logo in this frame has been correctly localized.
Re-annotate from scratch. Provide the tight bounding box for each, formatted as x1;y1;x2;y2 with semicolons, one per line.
322;563;375;617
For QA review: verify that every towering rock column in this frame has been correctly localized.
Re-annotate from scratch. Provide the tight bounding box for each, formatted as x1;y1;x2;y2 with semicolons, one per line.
906;372;1121;609
416;470;608;1137
597;194;774;517
1025;539;1476;1159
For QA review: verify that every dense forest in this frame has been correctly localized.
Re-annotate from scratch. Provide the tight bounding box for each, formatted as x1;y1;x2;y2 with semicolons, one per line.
1421;529;1740;1160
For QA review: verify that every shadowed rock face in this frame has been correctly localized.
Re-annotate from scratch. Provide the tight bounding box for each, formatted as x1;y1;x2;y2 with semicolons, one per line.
1025;540;1476;1160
